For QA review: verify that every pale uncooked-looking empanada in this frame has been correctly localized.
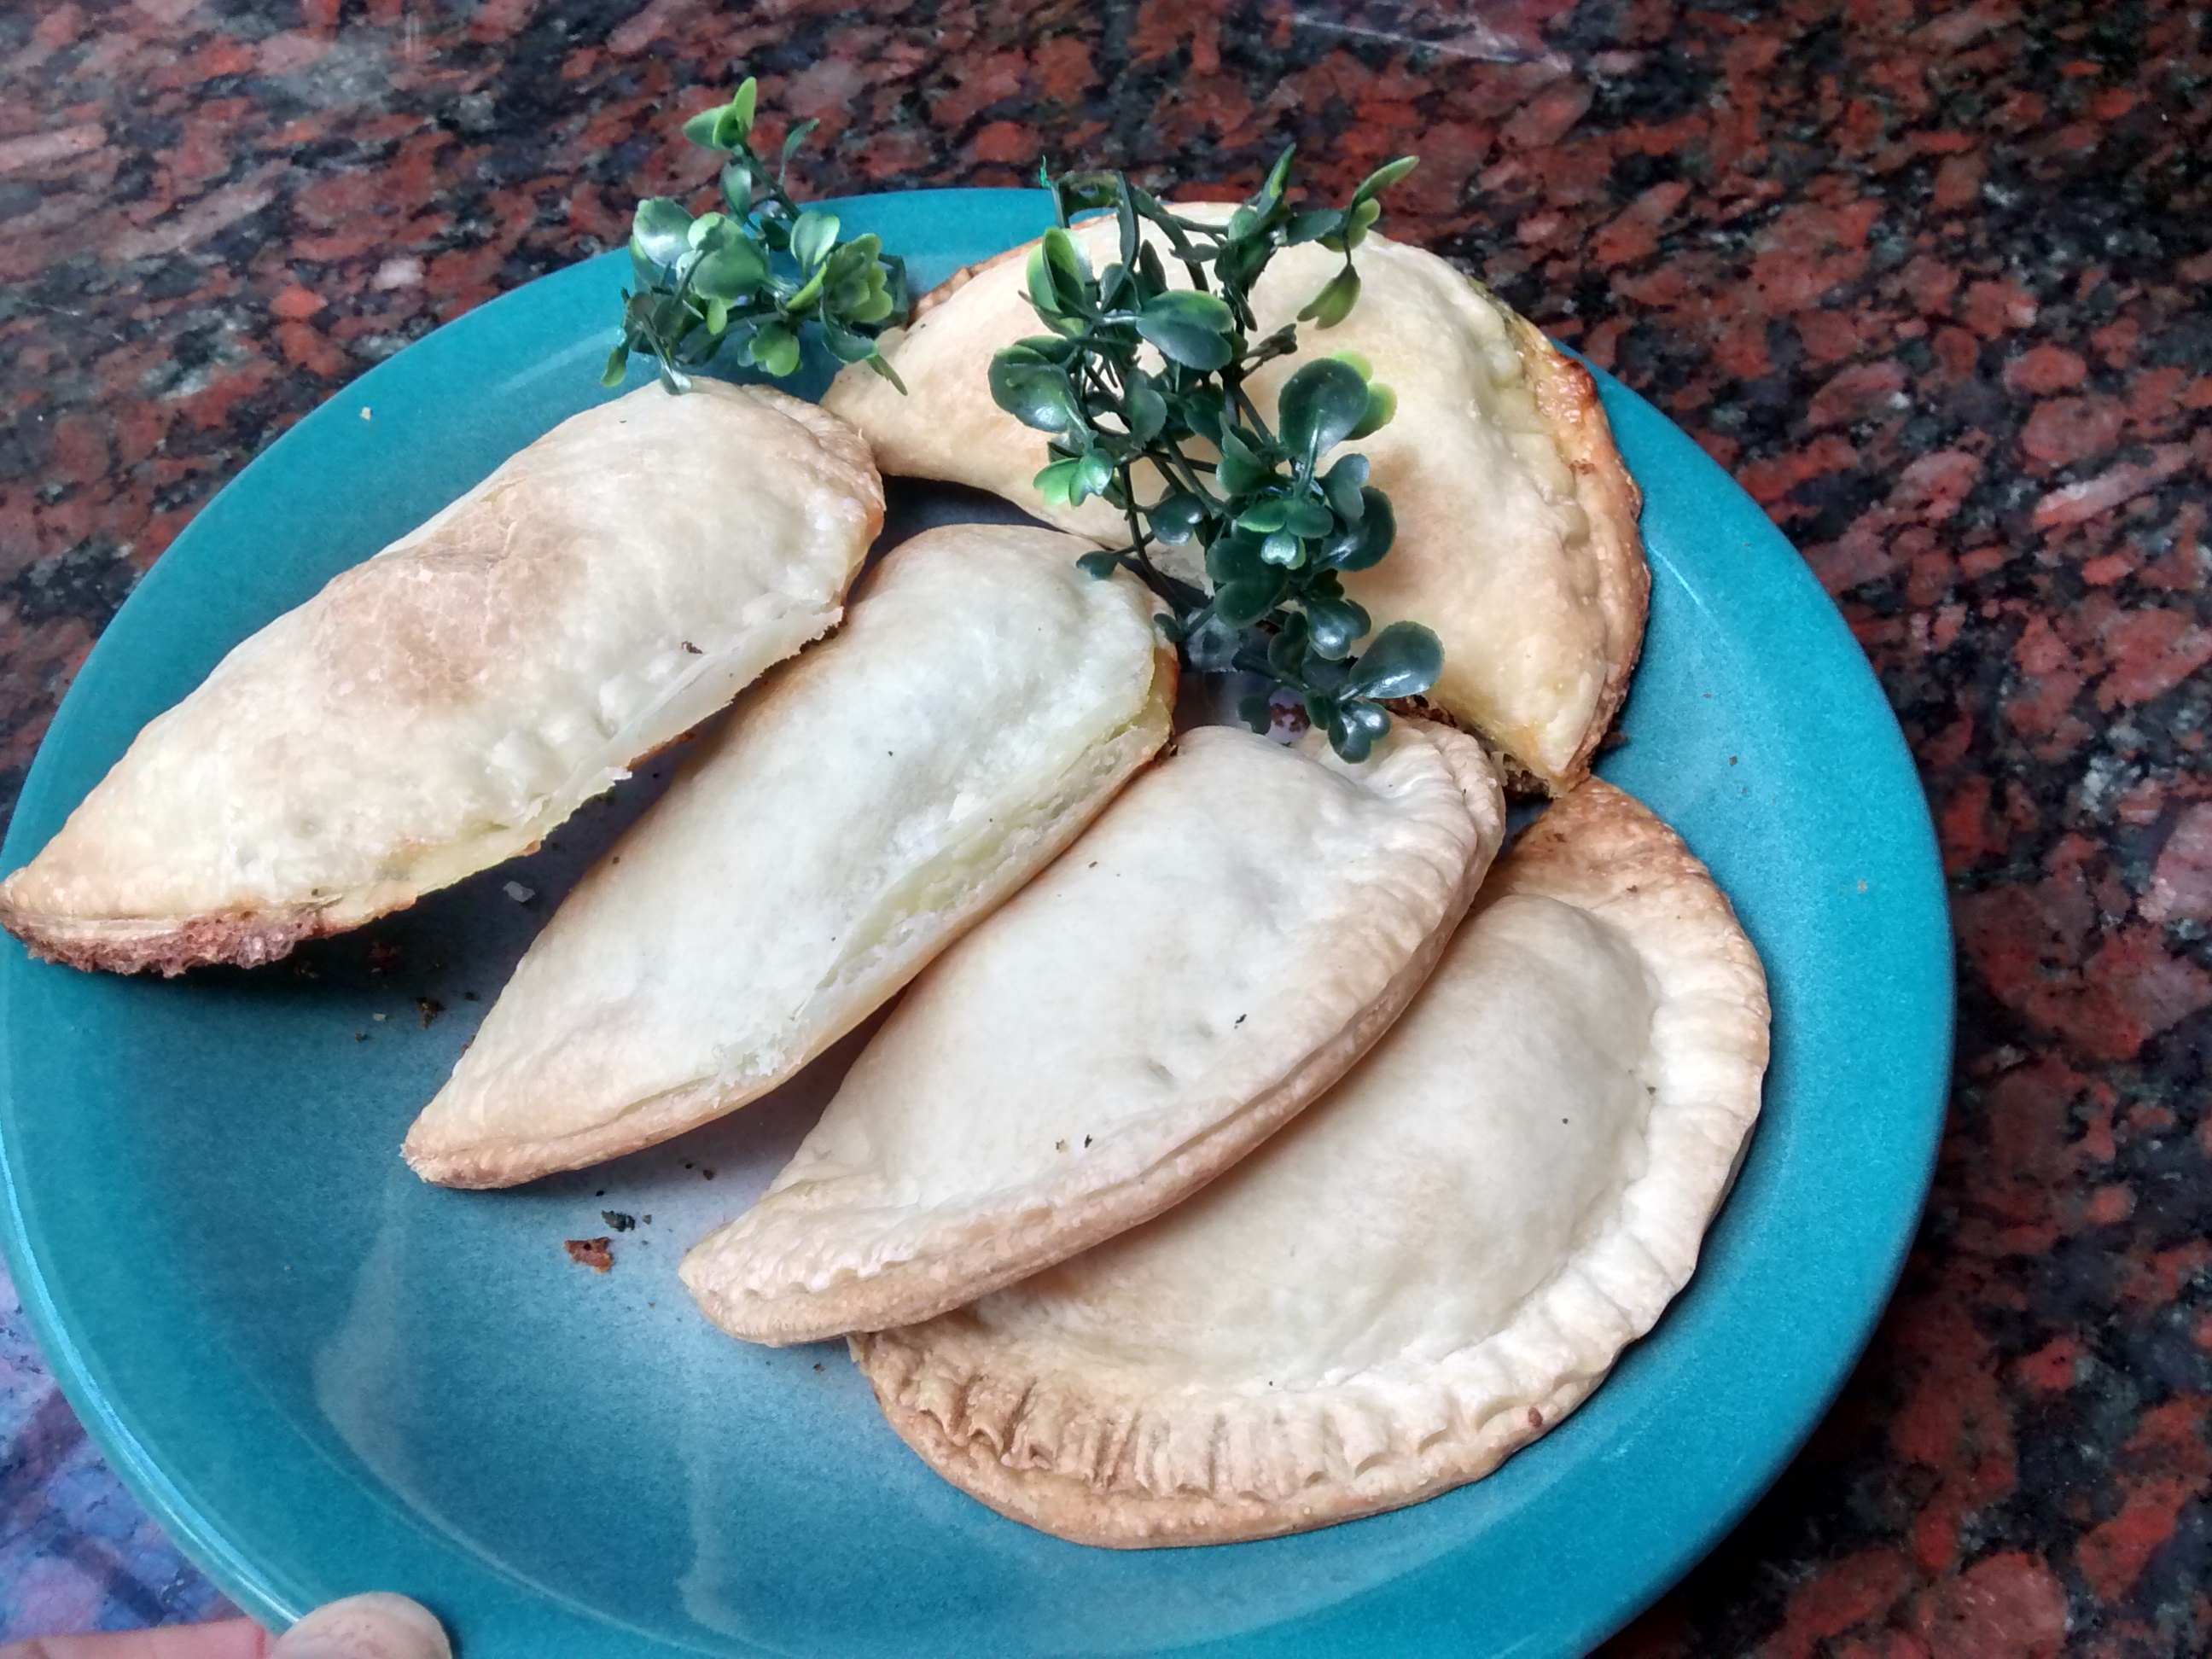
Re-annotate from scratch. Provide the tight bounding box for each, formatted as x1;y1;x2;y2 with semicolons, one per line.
681;719;1505;1344
405;523;1175;1188
0;381;882;975
854;779;1768;1547
822;209;1647;790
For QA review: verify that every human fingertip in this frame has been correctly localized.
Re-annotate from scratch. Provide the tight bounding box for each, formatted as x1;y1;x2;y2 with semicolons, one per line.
268;1595;449;1659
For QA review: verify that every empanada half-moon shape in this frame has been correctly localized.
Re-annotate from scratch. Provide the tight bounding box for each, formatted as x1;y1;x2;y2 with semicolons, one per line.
0;381;882;975
822;209;1646;790
681;719;1505;1344
854;779;1769;1547
405;523;1175;1188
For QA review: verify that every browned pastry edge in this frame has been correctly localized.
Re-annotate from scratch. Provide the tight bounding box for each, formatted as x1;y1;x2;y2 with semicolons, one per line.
0;901;359;977
854;1336;1604;1548
853;777;1768;1547
1499;307;1652;793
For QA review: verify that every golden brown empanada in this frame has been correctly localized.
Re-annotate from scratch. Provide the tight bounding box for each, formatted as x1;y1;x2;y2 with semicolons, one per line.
405;522;1175;1187
682;719;1505;1343
855;780;1768;1546
824;210;1647;789
0;382;882;975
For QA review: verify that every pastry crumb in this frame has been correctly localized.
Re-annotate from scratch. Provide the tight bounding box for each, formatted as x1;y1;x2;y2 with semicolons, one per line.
565;1237;614;1272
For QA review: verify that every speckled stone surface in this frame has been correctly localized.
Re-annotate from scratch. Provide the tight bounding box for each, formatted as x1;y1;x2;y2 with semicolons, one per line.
1;0;2207;1651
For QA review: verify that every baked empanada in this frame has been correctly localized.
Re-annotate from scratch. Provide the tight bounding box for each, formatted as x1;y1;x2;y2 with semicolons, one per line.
681;719;1505;1344
855;779;1768;1547
823;210;1647;790
0;381;882;975
405;523;1175;1188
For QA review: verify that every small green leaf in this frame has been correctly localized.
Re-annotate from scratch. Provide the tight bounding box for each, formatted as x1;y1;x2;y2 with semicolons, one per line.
1280;498;1335;538
1345;620;1443;701
787;262;829;311
1027;227;1091;318
730;77;760;131
781;117;821;166
1260;530;1303;568
703;296;730;335
1182;384;1227;442
1126;375;1168;444
1349;381;1397;439
1286;208;1341;244
1136;240;1168;293
1297;265;1361;328
1014;333;1080;364
790;211;839;271
848;287;896;324
1324;488;1395;570
1220;235;1270;290
1044;224;1093;293
1074;449;1115;503
864;350;907;392
1261;145;1296;205
720;157;759;212
632;198;694;267
1277;357;1373;460
1151;493;1207;545
1305;596;1372;661
690;240;769;300
1214;570;1287;626
1266;610;1309;678
1322;454;1370;523
600;343;629;387
989;356;1083;432
1026;241;1066;317
1135;291;1236;370
1034;457;1080;508
1215;428;1273;495
1205;526;1266;585
1077;550;1123;579
682;104;730;150
1238;690;1273;735
1329;700;1391;763
1352;154;1418;202
748;323;800;377
821;316;877;364
1237;499;1289;534
1343;196;1383;249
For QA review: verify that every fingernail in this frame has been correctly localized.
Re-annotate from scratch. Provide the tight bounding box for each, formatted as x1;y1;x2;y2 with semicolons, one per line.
271;1593;451;1659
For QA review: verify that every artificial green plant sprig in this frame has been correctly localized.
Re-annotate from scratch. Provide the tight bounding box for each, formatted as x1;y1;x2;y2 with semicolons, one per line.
987;150;1442;763
605;79;910;393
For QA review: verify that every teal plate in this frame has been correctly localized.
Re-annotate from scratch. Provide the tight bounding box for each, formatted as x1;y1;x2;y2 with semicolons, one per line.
0;190;1950;1656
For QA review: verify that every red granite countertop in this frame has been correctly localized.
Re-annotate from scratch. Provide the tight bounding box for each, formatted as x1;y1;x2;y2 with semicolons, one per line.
3;1;2209;1652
